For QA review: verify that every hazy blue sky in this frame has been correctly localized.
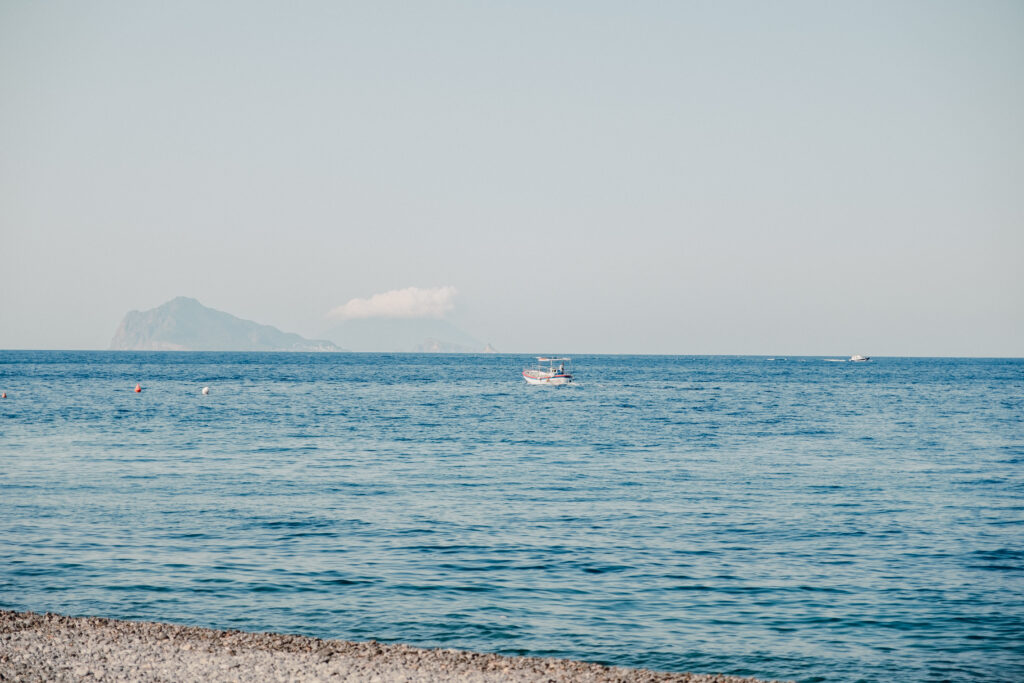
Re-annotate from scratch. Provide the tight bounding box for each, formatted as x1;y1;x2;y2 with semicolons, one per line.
2;1;1021;355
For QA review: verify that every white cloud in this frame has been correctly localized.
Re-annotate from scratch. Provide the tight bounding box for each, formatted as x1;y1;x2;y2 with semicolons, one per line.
327;286;458;321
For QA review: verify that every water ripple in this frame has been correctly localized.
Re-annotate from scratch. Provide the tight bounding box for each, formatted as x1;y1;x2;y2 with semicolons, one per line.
1;352;1022;683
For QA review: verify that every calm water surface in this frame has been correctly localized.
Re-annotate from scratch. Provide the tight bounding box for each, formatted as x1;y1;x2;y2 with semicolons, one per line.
1;352;1022;682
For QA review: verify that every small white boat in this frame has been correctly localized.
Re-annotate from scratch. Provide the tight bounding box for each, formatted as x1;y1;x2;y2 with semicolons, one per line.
523;357;573;385
850;355;870;362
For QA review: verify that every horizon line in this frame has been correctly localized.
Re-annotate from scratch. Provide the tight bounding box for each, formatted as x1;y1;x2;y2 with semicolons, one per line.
1;349;1021;360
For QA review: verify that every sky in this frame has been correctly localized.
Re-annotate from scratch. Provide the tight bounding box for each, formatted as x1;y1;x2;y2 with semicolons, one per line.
1;0;1022;355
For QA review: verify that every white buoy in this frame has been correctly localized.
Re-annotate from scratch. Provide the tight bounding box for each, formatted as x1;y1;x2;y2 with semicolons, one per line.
201;386;210;395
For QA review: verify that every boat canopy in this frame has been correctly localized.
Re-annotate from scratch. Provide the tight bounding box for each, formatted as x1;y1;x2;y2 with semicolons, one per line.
537;357;571;362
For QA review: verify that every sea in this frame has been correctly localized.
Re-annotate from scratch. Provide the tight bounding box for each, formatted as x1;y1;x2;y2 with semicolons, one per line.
1;351;1022;682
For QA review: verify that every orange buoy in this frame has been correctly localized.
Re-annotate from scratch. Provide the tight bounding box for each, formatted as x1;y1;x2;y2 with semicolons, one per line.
134;383;142;393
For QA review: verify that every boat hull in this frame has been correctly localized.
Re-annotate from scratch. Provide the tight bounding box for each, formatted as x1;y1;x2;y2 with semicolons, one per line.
523;370;572;385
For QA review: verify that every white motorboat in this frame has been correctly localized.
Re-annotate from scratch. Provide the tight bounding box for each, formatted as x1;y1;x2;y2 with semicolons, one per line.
523;357;573;385
850;355;870;362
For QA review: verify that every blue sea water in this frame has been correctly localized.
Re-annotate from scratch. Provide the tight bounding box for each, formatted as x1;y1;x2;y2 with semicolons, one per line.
1;352;1022;682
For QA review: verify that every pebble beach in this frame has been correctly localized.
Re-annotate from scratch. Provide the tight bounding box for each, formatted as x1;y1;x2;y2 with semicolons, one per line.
0;611;777;683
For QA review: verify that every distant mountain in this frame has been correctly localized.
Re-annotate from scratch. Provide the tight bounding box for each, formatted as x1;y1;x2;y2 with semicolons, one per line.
325;318;491;352
412;338;477;353
110;297;344;352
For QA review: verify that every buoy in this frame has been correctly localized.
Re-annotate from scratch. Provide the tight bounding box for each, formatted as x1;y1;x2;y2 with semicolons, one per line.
134;383;142;393
1;392;6;399
201;386;210;395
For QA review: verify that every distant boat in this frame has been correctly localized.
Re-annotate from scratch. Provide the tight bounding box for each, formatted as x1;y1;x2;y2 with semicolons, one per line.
523;357;573;385
850;355;870;362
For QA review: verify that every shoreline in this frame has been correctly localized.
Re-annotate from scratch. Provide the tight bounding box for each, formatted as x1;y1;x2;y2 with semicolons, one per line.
1;610;782;682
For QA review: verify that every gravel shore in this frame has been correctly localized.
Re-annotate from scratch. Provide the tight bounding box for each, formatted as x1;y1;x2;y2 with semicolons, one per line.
1;610;782;682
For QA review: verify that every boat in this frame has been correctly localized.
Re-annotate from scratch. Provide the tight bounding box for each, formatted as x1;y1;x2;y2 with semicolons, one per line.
850;355;870;362
523;357;573;385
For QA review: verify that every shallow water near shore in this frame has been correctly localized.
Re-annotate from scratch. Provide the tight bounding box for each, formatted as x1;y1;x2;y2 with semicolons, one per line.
1;352;1022;682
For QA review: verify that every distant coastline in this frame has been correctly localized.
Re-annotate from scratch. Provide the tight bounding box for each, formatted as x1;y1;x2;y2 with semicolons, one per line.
106;297;495;353
109;297;344;352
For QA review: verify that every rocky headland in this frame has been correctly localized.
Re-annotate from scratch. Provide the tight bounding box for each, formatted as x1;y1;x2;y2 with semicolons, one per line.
109;297;343;352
